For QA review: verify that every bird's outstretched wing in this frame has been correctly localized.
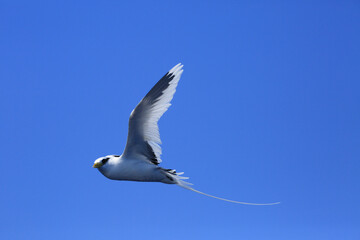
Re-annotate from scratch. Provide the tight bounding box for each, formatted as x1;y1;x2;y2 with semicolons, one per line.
122;63;183;165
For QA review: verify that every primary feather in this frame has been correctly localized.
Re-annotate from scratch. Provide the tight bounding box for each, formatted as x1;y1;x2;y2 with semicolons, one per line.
122;63;183;165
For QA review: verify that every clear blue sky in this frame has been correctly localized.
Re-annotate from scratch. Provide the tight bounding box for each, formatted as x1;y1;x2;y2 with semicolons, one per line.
1;1;359;239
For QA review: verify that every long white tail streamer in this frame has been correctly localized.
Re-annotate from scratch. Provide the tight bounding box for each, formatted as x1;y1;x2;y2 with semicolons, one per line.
180;184;280;205
173;176;280;205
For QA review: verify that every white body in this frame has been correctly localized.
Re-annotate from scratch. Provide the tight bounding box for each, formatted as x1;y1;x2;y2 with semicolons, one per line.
98;155;173;183
93;63;279;205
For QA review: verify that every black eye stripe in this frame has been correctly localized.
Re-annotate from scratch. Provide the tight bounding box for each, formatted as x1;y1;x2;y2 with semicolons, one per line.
101;158;110;164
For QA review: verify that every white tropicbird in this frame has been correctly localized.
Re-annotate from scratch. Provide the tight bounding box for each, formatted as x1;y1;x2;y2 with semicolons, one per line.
93;63;279;205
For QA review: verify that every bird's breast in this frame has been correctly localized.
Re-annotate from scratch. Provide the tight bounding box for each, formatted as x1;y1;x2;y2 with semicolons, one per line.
100;159;165;182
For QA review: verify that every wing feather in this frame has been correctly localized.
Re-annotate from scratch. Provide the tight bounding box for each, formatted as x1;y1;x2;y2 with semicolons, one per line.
122;63;183;165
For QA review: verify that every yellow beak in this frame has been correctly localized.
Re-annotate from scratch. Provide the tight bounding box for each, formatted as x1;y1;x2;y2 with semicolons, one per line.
93;162;103;168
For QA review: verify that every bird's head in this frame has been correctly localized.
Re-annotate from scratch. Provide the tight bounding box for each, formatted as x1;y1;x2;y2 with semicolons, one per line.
93;155;120;169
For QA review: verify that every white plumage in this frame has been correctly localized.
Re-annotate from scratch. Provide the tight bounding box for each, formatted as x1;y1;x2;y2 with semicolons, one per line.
123;63;183;164
93;63;279;205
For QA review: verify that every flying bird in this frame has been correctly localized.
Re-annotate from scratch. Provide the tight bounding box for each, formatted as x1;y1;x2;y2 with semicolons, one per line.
93;63;279;205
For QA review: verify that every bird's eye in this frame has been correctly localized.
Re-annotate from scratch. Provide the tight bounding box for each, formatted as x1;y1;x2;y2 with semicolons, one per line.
102;158;109;164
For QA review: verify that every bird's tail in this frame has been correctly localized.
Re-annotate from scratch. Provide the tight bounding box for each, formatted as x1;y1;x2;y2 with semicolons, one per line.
167;172;280;205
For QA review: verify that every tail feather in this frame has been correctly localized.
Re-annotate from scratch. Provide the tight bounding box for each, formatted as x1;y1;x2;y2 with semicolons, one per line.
163;170;279;205
168;172;280;205
178;183;280;205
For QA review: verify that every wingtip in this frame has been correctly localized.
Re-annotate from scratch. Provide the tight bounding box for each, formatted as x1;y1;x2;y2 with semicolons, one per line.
169;63;183;74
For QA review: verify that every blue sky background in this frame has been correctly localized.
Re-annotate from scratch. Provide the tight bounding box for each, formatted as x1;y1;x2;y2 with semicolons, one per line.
1;1;359;239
